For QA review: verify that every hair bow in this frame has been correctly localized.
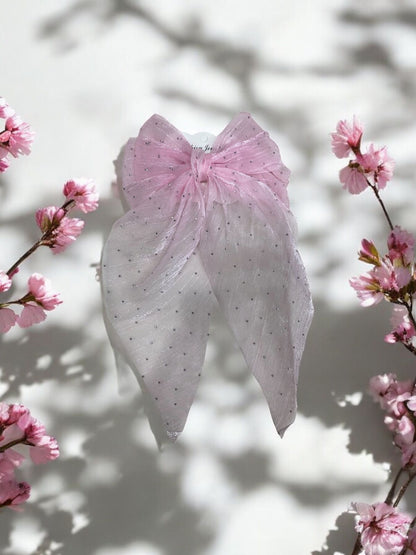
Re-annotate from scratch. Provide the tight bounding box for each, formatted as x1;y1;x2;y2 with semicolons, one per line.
102;112;313;444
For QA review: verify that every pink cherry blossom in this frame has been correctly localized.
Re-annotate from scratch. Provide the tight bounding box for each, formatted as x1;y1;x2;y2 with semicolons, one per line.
0;156;9;172
368;373;413;417
63;177;99;213
385;321;416;344
407;395;416;412
0;144;8;159
51;216;84;254
384;381;413;418
360;144;395;190
359;239;380;266
384;414;399;433
393;415;415;448
22;416;45;443
401;441;416;467
0;307;18;333
373;259;411;291
15;274;61;328
7;275;60;328
390;307;412;330
19;413;59;464
339;161;368;194
2;403;28;426
395;266;412;289
373;147;395;190
0;404;8;422
27;273;62;311
0;403;59;509
2;114;34;157
1;420;25;446
331;116;364;158
36;206;84;252
0;98;14;119
35;205;65;233
387;226;415;265
0;450;24;479
369;373;398;405
16;304;46;328
357;258;412;305
349;272;383;307
385;307;416;345
0;478;30;508
0;271;12;292
354;502;412;555
0;403;59;464
29;434;59;464
0;129;11;145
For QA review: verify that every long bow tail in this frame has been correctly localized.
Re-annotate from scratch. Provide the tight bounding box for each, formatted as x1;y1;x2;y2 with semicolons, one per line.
102;195;216;443
102;115;217;443
199;170;313;436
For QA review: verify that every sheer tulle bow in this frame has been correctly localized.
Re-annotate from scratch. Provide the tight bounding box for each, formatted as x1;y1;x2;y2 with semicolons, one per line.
101;113;313;443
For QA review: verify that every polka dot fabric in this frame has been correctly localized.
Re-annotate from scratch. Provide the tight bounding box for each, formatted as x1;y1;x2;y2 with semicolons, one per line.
101;113;313;444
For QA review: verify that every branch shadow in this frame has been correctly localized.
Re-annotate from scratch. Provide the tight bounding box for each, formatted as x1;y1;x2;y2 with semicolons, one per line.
5;2;416;553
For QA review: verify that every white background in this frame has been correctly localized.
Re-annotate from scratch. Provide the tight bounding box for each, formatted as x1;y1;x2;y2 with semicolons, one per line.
1;1;416;554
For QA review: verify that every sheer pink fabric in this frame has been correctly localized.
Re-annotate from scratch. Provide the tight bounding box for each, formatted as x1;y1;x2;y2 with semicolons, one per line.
102;113;313;443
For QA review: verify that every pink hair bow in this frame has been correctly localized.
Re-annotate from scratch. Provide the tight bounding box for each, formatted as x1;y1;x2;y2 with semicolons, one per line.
102;112;313;443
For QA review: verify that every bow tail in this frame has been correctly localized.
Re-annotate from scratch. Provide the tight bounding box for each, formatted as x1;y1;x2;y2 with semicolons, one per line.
102;197;215;444
199;194;313;436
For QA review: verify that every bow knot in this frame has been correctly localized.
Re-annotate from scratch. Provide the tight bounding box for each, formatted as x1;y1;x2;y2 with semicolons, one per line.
191;148;212;184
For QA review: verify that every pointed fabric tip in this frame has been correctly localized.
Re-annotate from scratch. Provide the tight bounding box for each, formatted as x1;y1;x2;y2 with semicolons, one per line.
277;424;290;439
166;431;180;442
102;112;313;444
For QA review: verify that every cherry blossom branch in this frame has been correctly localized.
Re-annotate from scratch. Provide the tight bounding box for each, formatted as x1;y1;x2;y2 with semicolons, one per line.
399;519;416;555
5;199;77;277
403;343;416;357
385;467;405;505
0;95;99;512
0;403;59;510
368;182;394;232
393;471;416;508
0;437;26;453
5;240;43;278
332;117;416;554
351;535;362;555
0;179;98;333
348;462;415;554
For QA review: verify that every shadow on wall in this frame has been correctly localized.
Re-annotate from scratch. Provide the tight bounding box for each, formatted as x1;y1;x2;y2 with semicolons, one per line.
303;300;416;554
1;290;412;554
37;1;416;136
35;0;416;280
300;299;415;464
1;2;416;553
0;203;413;554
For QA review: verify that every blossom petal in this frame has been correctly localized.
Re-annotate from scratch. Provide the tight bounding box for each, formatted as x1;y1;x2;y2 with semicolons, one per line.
17;304;46;328
0;308;17;333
